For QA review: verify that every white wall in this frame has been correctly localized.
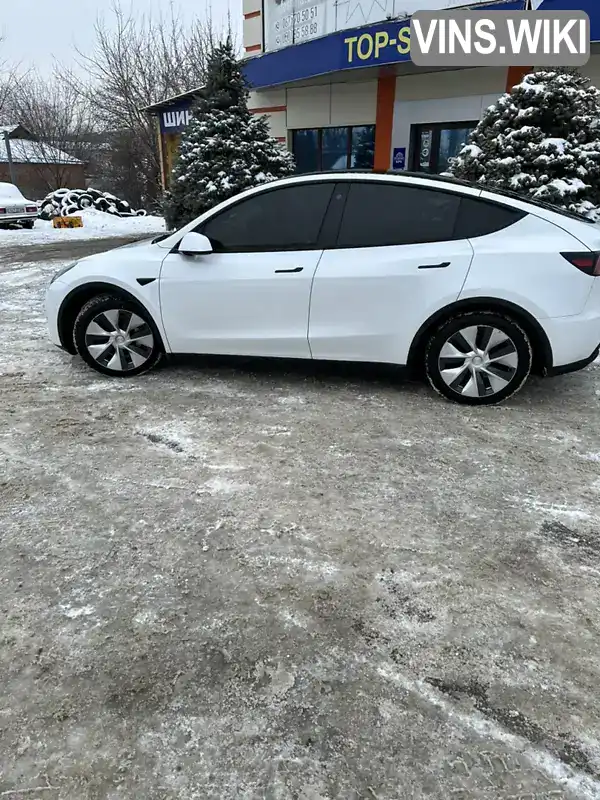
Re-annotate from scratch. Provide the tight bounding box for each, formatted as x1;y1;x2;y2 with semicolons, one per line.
390;67;507;169
249;89;287;140
286;80;377;129
243;0;263;53
249;79;378;143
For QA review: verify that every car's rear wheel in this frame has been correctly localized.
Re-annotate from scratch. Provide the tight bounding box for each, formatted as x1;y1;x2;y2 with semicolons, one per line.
425;311;532;405
73;294;162;377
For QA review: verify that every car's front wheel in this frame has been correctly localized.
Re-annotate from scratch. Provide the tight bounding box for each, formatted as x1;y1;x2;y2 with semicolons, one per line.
425;311;532;405
73;294;162;377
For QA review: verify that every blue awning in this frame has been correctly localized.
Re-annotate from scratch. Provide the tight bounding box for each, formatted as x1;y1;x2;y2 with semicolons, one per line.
536;0;599;40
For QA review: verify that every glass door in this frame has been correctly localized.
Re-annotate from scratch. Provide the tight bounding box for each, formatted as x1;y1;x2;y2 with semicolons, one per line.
410;122;477;174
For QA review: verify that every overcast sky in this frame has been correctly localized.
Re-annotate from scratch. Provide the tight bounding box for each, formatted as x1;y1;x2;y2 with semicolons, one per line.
1;0;241;73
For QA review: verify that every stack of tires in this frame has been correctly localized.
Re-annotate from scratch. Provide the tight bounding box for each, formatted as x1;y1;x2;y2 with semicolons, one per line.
39;188;148;221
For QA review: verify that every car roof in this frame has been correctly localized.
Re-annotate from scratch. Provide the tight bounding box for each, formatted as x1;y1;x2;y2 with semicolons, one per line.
269;169;482;197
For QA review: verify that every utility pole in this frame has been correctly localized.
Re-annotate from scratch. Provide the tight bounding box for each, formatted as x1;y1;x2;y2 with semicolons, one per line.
3;130;16;185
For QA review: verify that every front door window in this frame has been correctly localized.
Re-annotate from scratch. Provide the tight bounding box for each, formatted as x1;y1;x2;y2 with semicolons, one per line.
410;122;477;174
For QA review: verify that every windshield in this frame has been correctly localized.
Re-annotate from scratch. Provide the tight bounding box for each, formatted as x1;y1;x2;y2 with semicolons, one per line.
0;182;24;200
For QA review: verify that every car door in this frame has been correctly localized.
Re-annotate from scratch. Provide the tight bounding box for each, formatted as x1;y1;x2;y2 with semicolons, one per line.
159;182;336;358
308;180;475;365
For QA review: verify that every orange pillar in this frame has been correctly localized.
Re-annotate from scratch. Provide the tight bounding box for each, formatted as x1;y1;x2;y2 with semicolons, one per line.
505;65;533;91
373;70;397;171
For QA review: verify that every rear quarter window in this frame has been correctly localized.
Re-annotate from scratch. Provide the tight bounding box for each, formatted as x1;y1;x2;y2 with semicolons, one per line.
455;197;526;239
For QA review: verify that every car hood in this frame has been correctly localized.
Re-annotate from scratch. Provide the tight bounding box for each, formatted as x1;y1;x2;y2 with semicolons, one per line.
113;236;160;250
70;238;165;276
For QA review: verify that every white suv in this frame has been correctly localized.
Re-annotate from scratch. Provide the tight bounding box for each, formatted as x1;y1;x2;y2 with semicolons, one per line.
45;171;600;405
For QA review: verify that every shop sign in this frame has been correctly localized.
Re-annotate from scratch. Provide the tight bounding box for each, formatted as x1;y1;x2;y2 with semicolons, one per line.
419;131;433;169
392;147;406;170
246;0;599;89
159;105;193;134
246;1;524;88
263;0;529;53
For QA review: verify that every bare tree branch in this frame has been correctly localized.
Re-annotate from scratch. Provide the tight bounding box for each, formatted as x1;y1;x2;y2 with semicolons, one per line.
0;34;25;123
8;70;96;191
62;0;231;207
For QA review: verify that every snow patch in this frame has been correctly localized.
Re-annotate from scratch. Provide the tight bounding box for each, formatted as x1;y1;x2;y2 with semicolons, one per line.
276;396;306;405
379;664;600;800
197;477;251;494
513;496;593;522
541;137;567;153
0;209;165;247
60;604;95;619
579;453;600;463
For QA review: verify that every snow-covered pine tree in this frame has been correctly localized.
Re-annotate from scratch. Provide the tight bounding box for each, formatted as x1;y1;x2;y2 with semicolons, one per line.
447;68;600;220
163;37;295;230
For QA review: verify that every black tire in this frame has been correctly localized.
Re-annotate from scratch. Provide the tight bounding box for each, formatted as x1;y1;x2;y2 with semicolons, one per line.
64;190;83;205
73;294;163;378
425;311;532;406
21;220;35;229
78;193;93;208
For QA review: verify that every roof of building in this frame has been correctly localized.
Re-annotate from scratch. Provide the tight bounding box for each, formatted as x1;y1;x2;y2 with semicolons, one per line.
0;138;83;165
142;86;205;114
0;123;35;139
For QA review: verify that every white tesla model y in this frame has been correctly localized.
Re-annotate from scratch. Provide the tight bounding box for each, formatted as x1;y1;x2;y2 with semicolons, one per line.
45;171;600;405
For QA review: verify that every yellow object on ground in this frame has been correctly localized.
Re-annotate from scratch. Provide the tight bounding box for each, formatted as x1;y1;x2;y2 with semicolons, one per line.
53;216;83;229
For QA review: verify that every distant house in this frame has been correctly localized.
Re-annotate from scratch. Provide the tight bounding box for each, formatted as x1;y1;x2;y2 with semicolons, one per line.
0;123;86;199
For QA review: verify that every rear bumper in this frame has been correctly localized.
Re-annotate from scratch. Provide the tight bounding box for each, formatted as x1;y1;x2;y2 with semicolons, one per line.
546;345;599;377
0;212;38;224
541;309;600;370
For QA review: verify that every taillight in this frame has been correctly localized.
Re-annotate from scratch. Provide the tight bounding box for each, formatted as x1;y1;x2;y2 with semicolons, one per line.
25;206;37;213
561;251;600;276
0;208;5;215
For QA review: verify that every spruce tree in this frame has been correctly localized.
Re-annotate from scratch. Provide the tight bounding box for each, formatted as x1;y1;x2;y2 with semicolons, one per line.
163;38;295;229
448;68;600;220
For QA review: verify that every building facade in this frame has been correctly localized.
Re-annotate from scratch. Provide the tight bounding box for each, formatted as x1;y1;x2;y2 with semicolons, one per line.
145;0;599;189
242;0;600;174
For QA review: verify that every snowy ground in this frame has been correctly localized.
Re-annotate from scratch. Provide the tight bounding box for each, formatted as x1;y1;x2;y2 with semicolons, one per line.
1;241;600;799
0;208;165;247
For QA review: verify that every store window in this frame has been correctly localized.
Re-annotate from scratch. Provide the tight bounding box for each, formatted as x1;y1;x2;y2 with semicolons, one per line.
410;122;477;174
292;125;376;173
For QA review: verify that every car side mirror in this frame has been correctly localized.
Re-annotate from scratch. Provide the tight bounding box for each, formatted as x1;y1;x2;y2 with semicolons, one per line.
178;232;213;256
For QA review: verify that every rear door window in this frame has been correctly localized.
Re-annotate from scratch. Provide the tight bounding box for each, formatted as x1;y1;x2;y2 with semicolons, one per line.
336;182;461;248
